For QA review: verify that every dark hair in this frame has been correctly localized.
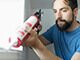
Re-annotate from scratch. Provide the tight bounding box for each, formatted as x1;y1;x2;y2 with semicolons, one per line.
64;0;78;11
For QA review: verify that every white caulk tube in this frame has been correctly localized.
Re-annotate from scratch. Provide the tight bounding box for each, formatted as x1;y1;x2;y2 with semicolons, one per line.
6;15;40;50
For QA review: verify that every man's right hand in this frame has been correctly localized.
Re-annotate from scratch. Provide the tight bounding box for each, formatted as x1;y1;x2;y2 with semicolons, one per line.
22;25;42;47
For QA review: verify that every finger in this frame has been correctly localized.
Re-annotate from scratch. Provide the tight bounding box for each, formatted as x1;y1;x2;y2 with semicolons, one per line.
34;28;38;31
24;26;37;36
29;29;37;36
24;26;32;33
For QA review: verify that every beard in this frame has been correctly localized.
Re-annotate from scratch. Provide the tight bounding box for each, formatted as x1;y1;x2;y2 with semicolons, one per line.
56;14;74;31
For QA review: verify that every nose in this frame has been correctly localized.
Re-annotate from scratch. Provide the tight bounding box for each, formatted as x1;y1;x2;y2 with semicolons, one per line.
56;11;62;19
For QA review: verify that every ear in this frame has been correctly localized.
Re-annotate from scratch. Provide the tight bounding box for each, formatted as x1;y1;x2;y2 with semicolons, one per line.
73;8;78;17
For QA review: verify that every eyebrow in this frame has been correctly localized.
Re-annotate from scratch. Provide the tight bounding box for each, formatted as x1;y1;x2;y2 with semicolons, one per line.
53;7;69;10
60;7;69;10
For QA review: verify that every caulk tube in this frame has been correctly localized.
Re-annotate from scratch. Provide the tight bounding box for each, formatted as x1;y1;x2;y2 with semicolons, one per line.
13;15;40;47
7;12;40;50
5;33;19;50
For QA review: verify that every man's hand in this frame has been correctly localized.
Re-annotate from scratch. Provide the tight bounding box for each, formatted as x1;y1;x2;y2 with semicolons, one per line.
22;25;42;47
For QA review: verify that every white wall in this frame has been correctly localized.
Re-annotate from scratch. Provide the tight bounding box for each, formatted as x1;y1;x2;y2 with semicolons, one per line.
24;0;31;21
77;9;80;22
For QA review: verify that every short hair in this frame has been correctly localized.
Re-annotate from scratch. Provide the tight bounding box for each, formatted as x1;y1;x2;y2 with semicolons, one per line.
53;0;78;11
63;0;78;11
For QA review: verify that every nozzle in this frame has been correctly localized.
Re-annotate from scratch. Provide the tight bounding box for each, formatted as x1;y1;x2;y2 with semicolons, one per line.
34;9;41;20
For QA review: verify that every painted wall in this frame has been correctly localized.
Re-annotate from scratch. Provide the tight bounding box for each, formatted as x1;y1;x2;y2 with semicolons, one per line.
77;9;80;22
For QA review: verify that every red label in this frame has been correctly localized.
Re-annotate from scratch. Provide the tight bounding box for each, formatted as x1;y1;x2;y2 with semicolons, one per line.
9;38;11;43
18;31;25;36
26;22;32;27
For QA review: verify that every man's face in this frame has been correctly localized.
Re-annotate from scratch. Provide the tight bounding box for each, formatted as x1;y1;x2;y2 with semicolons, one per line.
53;0;74;31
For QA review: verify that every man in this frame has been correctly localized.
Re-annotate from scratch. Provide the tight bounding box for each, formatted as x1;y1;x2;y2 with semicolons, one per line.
23;0;80;60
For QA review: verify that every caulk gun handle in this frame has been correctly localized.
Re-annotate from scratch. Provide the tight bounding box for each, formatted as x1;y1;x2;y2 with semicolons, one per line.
36;23;40;34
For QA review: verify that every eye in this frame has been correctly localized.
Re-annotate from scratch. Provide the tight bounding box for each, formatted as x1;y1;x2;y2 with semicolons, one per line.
63;9;67;12
53;10;57;13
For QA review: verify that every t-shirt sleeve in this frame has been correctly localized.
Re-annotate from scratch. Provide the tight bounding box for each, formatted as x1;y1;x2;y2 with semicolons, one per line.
76;39;80;53
76;46;80;52
42;25;55;43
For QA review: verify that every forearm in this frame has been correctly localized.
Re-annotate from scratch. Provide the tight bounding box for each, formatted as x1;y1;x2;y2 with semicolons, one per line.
38;35;52;45
31;39;63;60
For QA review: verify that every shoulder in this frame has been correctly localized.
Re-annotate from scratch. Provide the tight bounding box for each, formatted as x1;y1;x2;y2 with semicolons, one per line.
49;24;58;31
48;24;60;35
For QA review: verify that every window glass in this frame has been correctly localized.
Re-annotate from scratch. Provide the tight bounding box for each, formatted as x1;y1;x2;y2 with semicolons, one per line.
0;0;24;51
